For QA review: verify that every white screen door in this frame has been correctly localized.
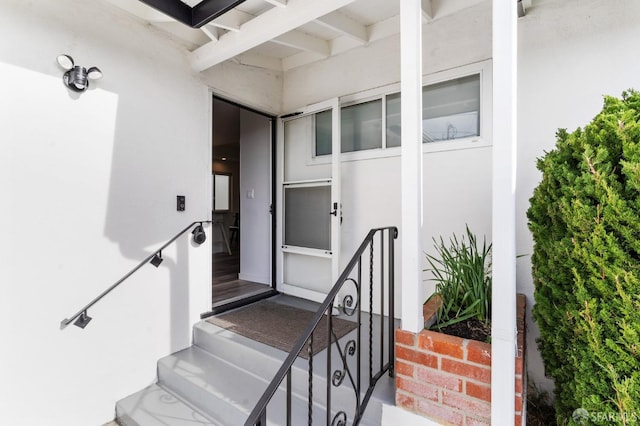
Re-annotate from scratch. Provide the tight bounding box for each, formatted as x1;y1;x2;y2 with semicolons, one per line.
276;98;341;302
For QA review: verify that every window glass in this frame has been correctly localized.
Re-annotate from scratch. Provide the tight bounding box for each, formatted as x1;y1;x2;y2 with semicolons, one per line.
386;92;401;147
315;110;332;156
422;74;480;142
284;185;331;250
341;100;382;153
214;174;230;211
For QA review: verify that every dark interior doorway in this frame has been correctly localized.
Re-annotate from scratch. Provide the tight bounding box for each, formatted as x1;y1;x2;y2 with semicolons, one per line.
210;96;277;313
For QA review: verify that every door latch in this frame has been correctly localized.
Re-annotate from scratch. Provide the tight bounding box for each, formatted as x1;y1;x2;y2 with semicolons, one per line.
330;202;338;216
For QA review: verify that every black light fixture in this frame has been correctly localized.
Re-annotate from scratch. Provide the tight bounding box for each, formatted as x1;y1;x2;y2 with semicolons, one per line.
192;223;207;245
57;54;102;92
150;251;164;267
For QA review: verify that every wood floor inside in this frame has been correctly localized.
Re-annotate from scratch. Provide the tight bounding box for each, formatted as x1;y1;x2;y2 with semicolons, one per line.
212;248;272;307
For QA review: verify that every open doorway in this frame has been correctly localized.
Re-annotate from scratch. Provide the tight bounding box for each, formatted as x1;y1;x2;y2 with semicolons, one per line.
211;96;276;313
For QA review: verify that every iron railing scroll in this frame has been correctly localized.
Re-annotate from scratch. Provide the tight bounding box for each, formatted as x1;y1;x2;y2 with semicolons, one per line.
245;226;398;426
60;221;211;330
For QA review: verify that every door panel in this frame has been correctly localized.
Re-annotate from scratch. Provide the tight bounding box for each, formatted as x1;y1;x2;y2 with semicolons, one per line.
239;109;272;284
277;98;341;302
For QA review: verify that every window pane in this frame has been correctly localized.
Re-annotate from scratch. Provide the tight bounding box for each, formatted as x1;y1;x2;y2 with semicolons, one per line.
284;185;331;250
315;110;332;156
422;74;480;142
341;100;382;153
386;92;401;147
214;174;230;211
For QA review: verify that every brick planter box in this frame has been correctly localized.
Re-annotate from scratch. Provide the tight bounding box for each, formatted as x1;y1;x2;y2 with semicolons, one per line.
395;294;526;426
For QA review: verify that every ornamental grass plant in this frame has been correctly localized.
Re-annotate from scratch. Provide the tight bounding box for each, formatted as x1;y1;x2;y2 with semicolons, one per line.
425;226;492;332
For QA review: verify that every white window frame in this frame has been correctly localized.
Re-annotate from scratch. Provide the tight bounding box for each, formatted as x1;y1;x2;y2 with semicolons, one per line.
307;59;492;165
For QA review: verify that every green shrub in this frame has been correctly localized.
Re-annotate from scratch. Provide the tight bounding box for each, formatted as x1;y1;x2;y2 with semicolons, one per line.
425;226;492;329
528;91;640;423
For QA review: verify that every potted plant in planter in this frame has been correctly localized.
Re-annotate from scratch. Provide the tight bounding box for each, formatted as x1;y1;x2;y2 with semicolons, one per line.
424;226;492;342
395;227;527;426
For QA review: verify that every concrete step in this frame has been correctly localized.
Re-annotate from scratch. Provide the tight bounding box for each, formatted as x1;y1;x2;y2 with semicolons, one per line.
115;384;217;426
116;296;393;426
193;316;391;424
156;345;343;425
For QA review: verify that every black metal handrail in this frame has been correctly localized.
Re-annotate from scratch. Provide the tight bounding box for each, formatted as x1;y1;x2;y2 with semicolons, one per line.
60;220;211;330
245;226;398;426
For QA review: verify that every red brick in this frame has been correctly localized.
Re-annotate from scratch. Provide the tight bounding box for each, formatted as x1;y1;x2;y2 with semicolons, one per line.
515;356;524;375
418;330;464;358
396;376;439;401
396;391;415;410
466;340;491;366
515;395;523;412
416;399;464;426
466;381;491;402
466;417;491;426
396;359;414;377
442;391;491;420
416;367;463;392
396;345;438;368
515;414;523;426
423;295;441;322
396;329;416;346
441;358;491;384
514;375;523;394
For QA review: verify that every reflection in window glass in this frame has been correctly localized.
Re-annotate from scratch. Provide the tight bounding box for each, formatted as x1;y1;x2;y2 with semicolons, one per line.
341;100;382;153
284;185;331;250
315;110;332;156
422;74;480;142
386;92;401;148
214;174;230;211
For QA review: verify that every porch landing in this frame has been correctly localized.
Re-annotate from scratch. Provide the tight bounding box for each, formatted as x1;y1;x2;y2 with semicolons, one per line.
115;295;395;425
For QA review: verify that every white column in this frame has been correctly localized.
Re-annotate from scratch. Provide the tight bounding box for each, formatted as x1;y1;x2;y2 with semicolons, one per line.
491;0;517;424
400;0;424;333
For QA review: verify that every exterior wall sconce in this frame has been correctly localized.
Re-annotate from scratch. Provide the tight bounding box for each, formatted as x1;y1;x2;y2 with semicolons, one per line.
56;54;102;92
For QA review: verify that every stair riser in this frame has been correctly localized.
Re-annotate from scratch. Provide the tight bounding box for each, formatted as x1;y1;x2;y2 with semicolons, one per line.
193;323;372;408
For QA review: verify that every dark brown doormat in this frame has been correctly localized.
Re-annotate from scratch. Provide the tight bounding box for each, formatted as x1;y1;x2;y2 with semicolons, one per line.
207;300;357;359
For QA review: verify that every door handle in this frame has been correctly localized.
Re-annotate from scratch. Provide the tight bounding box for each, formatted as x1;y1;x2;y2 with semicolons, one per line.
330;202;338;216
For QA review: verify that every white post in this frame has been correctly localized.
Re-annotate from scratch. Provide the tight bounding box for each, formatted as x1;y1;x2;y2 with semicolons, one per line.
400;0;424;333
491;0;517;424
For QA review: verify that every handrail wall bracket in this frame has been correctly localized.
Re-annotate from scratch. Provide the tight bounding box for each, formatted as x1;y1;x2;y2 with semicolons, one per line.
60;221;212;330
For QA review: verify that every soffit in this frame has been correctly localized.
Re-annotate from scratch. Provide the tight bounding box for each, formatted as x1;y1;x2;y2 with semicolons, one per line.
104;0;523;73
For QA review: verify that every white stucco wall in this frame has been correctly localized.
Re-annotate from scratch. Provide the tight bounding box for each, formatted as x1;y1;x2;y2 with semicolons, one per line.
0;1;212;424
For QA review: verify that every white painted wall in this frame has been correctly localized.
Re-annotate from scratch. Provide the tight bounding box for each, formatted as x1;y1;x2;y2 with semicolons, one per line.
239;109;272;284
202;60;283;116
281;2;494;316
0;1;213;424
517;0;640;392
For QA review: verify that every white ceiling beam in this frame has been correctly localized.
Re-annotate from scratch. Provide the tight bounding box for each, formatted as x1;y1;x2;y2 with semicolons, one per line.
190;0;357;72
429;0;484;19
235;52;283;71
271;31;330;56
262;0;287;7
315;11;367;44
421;0;433;21
200;25;219;41
283;15;399;71
208;8;253;32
